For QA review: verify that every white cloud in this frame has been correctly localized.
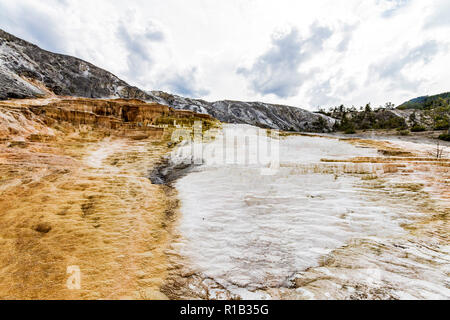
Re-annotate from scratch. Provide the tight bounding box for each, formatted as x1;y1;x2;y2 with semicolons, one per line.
116;19;164;81
368;41;441;91
0;0;449;109
159;67;209;97
237;24;332;98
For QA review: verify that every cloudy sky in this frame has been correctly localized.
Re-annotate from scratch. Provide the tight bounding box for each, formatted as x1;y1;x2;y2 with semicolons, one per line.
1;0;449;110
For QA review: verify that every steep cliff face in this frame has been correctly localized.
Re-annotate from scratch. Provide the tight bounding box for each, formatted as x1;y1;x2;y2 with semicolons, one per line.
0;29;335;132
0;97;216;144
0;29;153;100
43;98;214;132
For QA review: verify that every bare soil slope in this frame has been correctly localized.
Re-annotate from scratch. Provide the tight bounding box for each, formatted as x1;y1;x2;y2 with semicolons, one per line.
0;97;213;299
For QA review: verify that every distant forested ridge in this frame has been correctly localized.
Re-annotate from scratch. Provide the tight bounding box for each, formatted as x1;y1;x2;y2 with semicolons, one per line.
397;92;450;110
318;92;450;140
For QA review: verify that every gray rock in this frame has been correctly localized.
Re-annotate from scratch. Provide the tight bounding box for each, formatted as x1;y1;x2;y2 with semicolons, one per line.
0;29;336;132
0;29;153;100
148;91;336;132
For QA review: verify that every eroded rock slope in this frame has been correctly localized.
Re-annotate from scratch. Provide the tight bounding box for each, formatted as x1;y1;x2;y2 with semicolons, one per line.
1;29;335;132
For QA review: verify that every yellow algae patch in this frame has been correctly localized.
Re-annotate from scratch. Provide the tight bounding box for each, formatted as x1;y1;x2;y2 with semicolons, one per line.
0;98;194;300
0;130;177;299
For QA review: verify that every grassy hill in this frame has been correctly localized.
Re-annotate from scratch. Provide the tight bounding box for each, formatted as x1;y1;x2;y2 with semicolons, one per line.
397;92;450;110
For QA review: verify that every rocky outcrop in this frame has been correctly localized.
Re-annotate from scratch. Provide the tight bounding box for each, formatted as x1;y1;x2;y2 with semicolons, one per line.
0;29;154;100
1;97;216;143
0;29;336;132
28;98;213;130
0;103;55;139
147;91;336;132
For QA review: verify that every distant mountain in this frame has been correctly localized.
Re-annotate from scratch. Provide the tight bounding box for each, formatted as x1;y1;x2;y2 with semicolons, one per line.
398;92;450;110
146;91;336;132
0;29;152;100
0;29;335;132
